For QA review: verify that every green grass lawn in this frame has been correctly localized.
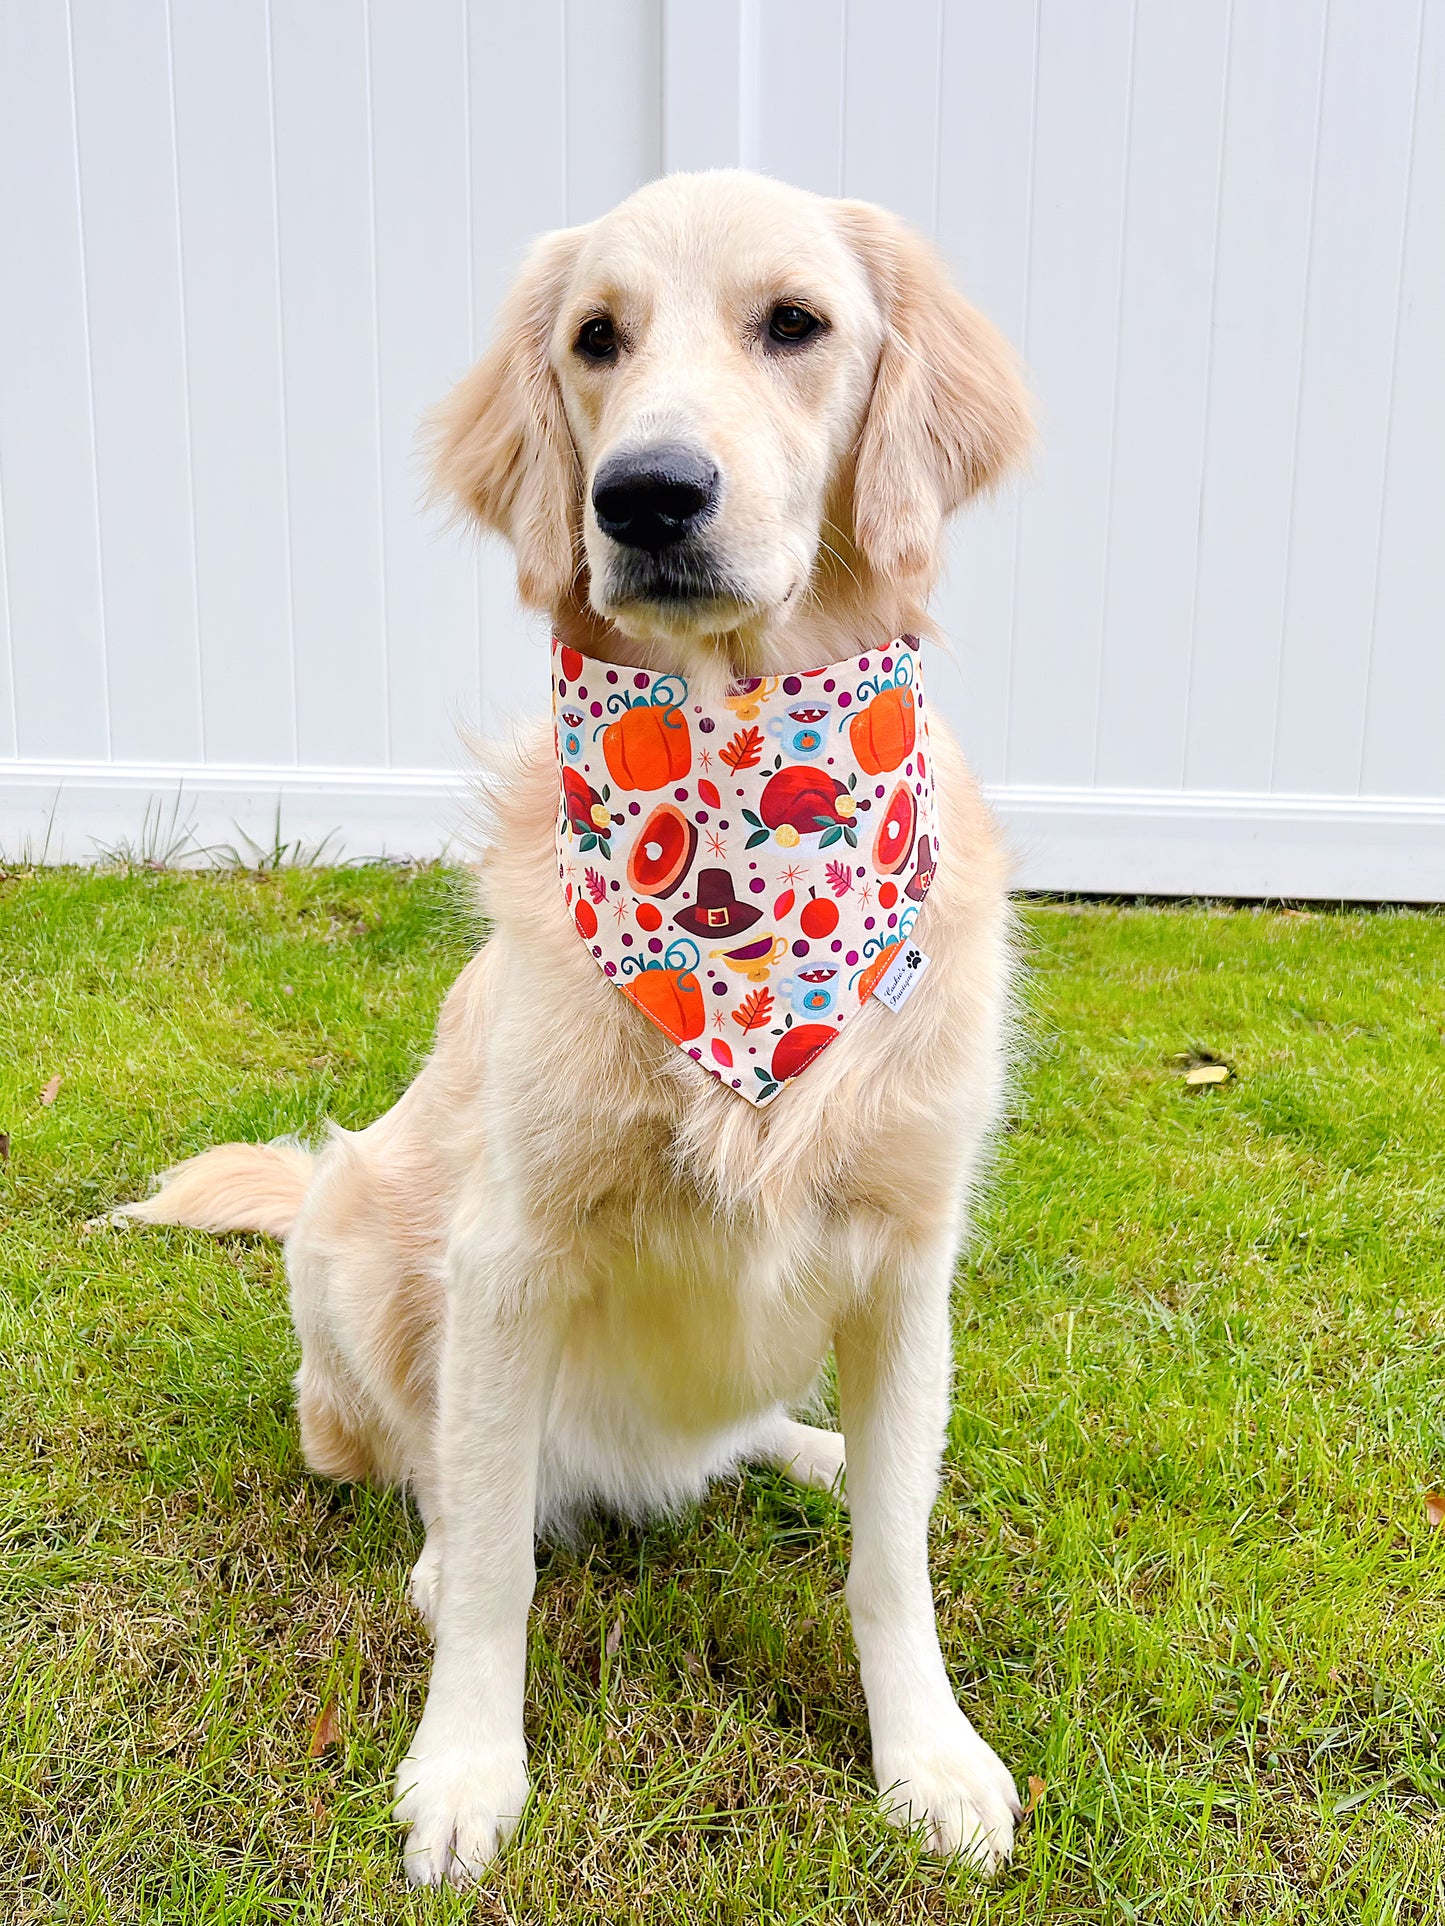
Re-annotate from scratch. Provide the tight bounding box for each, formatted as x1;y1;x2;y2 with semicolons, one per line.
2;866;1442;1924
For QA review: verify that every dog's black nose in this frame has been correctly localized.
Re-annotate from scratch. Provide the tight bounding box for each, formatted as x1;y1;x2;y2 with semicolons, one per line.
591;444;719;551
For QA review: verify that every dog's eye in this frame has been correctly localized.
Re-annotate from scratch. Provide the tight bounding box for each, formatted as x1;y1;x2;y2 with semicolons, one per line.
766;304;823;349
575;316;618;363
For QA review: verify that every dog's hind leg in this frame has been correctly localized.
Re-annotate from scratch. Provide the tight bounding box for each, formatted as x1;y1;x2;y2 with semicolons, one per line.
295;1347;376;1484
753;1415;847;1497
405;1478;445;1637
284;1119;448;1503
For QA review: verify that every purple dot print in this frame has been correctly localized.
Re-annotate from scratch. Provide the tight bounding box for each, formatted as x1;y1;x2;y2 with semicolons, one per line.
712;980;727;994
793;940;809;958
674;788;688;802
648;938;663;955
823;679;835;693
886;914;897;930
838;692;851;708
699;716;715;733
628;801;641;815
621;933;633;947
589;701;603;718
830;938;842;953
749;876;765;892
864;916;875;931
845;949;859;967
881;656;892;673
634;672;648;689
858;657;869;672
606;669;618;683
578;685;588;700
783;675;802;695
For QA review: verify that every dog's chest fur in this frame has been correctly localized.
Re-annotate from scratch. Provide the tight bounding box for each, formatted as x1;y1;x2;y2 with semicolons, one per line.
455;722;1012;1444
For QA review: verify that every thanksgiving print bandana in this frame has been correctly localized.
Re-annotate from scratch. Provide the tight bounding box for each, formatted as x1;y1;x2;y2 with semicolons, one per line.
553;636;941;1106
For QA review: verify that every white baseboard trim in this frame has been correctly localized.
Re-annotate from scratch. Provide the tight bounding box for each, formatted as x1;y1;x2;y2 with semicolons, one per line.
1;759;1441;900
0;760;472;869
994;783;1445;901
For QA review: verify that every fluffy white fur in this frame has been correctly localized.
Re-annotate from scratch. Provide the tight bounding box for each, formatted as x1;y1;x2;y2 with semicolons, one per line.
124;171;1033;1886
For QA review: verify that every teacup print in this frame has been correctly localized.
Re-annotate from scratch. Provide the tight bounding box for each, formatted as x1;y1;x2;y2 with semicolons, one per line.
777;965;839;1017
724;675;780;723
711;933;789;982
767;702;832;761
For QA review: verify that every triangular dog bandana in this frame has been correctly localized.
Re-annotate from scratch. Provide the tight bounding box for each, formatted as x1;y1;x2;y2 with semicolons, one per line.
553;636;941;1105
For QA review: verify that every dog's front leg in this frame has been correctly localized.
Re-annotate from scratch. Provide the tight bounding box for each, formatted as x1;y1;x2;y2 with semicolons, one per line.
394;1227;561;1888
836;1240;1021;1872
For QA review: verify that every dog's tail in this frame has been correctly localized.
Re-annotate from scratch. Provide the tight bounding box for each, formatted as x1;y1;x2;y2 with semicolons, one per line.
118;1141;316;1240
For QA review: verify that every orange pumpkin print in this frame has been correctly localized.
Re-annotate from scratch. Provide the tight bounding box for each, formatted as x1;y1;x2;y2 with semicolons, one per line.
848;684;915;774
621;964;705;1042
602;703;692;790
856;941;902;1002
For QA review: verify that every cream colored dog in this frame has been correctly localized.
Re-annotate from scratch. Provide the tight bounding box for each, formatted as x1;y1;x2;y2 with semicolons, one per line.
126;170;1032;1886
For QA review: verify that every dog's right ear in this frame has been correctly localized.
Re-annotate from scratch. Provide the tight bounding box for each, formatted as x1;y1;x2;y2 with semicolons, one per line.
428;227;585;610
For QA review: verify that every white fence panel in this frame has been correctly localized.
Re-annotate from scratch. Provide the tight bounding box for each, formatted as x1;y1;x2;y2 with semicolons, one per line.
0;0;1441;894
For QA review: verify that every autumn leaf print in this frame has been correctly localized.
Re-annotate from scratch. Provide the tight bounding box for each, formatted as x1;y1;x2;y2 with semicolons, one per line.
585;867;608;904
826;860;854;896
732;988;775;1032
720;726;764;772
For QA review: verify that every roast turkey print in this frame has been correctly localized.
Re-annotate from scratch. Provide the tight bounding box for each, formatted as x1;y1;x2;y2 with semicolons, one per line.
553;639;941;1105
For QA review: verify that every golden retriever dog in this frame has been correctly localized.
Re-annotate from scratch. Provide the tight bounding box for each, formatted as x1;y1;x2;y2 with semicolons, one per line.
125;170;1032;1885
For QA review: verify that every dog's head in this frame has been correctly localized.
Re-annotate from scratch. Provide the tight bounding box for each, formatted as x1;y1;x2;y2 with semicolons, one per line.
431;172;1030;663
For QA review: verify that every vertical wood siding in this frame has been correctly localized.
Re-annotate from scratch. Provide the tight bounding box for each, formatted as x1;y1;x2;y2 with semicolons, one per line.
0;0;1440;890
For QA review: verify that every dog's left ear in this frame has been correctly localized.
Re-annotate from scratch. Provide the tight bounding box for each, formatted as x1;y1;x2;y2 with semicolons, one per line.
427;227;586;610
836;201;1033;589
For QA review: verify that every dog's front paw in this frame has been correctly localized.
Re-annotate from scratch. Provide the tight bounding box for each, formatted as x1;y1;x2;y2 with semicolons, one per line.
394;1734;529;1887
875;1723;1021;1873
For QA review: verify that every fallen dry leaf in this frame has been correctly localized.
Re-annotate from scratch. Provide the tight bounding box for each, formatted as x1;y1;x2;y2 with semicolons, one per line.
1426;1493;1445;1529
604;1613;623;1659
1173;1049;1234;1087
1023;1775;1046;1819
39;1075;61;1106
309;1700;339;1757
0;1130;9;1164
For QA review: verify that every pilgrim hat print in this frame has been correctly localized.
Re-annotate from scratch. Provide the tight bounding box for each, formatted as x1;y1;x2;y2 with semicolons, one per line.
673;867;763;939
904;834;936;902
